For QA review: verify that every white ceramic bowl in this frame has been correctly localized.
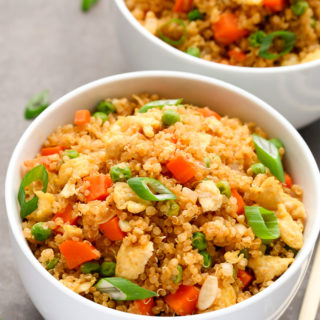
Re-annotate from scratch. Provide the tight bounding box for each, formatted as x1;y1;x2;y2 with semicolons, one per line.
113;0;320;129
5;71;320;320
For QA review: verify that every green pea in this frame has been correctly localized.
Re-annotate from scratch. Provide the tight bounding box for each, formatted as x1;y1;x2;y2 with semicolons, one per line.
167;200;180;216
192;232;207;251
249;30;267;48
81;261;100;274
205;157;211;168
250;163;266;175
110;166;132;182
199;251;212;269
291;0;309;16
172;265;183;284
96;100;116;114
63;149;79;159
188;9;205;21
269;138;284;149
216;180;231;198
100;261;116;277
93;112;108;123
31;222;53;241
162;109;180;126
46;258;59;270
186;47;200;58
239;248;249;259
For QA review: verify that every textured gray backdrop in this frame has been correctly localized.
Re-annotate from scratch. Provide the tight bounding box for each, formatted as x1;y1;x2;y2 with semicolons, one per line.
0;1;319;319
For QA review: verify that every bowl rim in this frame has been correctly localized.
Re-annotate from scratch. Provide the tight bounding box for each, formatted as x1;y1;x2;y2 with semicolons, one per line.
114;0;320;74
5;71;320;319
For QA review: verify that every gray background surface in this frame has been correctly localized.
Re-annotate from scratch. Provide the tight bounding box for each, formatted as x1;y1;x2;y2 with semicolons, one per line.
0;1;319;319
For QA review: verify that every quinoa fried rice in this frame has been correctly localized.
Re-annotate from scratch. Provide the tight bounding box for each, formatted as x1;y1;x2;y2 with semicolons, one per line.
125;0;320;67
20;94;306;316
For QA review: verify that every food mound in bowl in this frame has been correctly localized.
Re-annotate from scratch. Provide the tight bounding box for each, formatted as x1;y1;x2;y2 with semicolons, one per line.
19;94;306;316
125;0;320;67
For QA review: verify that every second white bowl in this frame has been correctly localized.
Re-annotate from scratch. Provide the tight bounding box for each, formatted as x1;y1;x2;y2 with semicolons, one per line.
113;0;320;129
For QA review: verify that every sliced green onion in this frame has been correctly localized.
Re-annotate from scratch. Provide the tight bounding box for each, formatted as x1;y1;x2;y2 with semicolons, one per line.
110;166;132;182
138;99;183;113
252;134;285;182
162;109;181;126
82;0;99;12
100;262;116;277
249;31;267;48
250;163;266;175
239;248;249;259
158;18;187;46
95;277;157;301
96;100;116;114
269;138;284;149
31;222;52;241
216;180;231;198
81;261;100;274
188;9;205;21
18;164;49;219
186;47;200;57
46;258;59;270
127;177;176;201
258;31;296;60
63;149;79;159
245;206;280;241
311;17;316;28
199;251;212;269
24;90;49;119
291;0;309;16
93;112;108;123
205;157;211;168
192;232;207;251
172;265;183;284
167;200;180;216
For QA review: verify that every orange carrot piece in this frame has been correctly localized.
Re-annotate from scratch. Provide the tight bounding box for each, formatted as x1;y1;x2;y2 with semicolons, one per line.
228;49;247;62
213;13;248;45
59;240;101;269
263;0;285;11
53;204;78;225
167;155;197;184
284;172;293;188
134;298;155;316
237;269;253;288
41;146;64;156
84;175;112;203
231;188;245;215
173;0;193;12
198;107;221;120
165;285;199;316
74;110;91;126
99;216;126;241
24;156;52;170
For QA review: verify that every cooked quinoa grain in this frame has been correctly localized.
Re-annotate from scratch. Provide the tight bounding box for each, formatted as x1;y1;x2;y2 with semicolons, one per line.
125;0;320;67
20;94;306;316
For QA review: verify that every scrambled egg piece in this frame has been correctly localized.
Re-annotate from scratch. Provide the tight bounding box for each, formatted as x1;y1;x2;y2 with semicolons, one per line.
196;133;212;151
60;180;76;198
248;177;306;220
116;240;154;279
276;204;303;249
29;191;54;221
248;256;294;283
196;180;223;212
58;155;96;185
234;0;263;5
301;49;320;63
212;285;236;310
113;182;151;213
